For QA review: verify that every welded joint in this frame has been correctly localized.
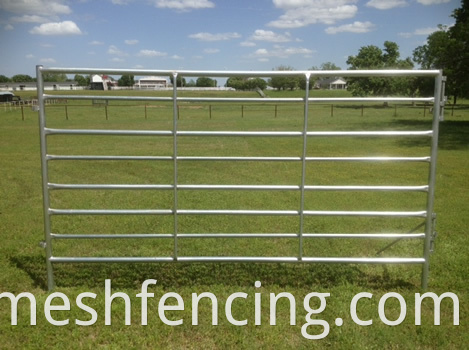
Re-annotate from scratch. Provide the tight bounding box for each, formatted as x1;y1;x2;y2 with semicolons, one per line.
39;240;47;249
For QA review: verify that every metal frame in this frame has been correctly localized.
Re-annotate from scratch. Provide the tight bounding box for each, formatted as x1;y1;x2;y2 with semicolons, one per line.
36;66;444;290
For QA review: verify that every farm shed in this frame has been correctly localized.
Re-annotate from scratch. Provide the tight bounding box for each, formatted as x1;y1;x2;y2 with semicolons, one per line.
0;91;20;103
316;77;347;90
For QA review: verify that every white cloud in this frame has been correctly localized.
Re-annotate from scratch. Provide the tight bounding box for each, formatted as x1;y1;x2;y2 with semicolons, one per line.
125;39;139;45
325;21;375;34
111;57;125;62
30;21;82;35
204;48;220;54
189;32;241;41
108;45;128;56
171;55;184;60
251;45;314;59
137;49;167;57
366;0;407;10
25;54;35;59
153;0;215;10
240;41;256;47
249;29;292;42
414;27;439;35
0;0;71;16
269;0;358;28
111;0;133;4
11;15;50;23
398;26;439;37
89;40;104;46
4;24;14;30
40;58;56;64
417;0;450;4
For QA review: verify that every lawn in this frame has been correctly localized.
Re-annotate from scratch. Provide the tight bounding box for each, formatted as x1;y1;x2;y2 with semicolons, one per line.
0;88;467;349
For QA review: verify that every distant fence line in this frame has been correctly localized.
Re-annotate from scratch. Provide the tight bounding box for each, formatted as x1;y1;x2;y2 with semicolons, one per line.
37;101;436;120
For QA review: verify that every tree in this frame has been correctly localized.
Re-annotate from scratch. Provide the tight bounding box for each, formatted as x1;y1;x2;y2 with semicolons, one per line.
0;75;10;83
42;73;67;82
269;65;299;91
196;77;217;87
413;0;469;104
74;74;90;87
226;77;267;90
11;74;34;83
346;41;414;98
170;75;186;87
118;74;135;87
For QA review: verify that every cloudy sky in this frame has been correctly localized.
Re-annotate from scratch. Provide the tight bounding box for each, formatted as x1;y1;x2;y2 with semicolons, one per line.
0;0;459;77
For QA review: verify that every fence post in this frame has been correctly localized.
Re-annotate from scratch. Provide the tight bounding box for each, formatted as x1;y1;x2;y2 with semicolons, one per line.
21;105;24;121
275;104;278;118
361;104;364;117
209;104;212;119
330;104;334;117
145;104;147;119
241;105;244;118
65;105;69;120
105;105;108;120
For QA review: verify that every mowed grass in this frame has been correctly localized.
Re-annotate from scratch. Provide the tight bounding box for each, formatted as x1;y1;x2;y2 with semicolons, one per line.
0;89;468;349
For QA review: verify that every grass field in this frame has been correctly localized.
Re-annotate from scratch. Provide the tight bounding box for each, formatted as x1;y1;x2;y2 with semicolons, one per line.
0;88;468;349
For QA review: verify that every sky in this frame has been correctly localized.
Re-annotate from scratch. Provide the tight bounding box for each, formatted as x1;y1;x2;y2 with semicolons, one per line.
0;0;461;79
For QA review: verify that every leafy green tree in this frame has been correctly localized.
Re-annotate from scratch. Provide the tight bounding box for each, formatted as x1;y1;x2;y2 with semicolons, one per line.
186;79;196;87
196;77;217;87
0;75;10;83
118;74;135;87
42;73;67;82
413;0;469;104
11;74;34;83
226;77;267;90
346;41;414;97
74;74;90;87
269;65;299;91
170;75;186;87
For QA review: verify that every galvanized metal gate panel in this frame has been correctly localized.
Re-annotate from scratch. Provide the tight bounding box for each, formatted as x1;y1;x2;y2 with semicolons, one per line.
36;67;444;290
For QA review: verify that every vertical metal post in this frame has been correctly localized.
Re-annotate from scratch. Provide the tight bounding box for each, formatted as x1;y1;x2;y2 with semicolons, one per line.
422;71;443;289
298;73;311;261
36;65;55;290
172;72;179;260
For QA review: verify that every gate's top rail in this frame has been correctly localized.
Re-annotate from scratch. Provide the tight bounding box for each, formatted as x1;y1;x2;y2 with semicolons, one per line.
38;66;441;78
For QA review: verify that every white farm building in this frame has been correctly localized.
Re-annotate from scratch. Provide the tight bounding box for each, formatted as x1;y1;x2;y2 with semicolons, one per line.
134;76;169;89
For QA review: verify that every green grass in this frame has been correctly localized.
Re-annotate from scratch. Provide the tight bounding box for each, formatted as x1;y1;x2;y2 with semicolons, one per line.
1;89;468;349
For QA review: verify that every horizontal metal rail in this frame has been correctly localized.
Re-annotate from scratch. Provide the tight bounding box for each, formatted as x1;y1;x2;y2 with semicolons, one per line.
48;208;427;217
40;67;441;78
47;155;172;161
45;155;431;162
50;232;425;239
48;256;426;264
44;128;433;137
48;183;429;192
